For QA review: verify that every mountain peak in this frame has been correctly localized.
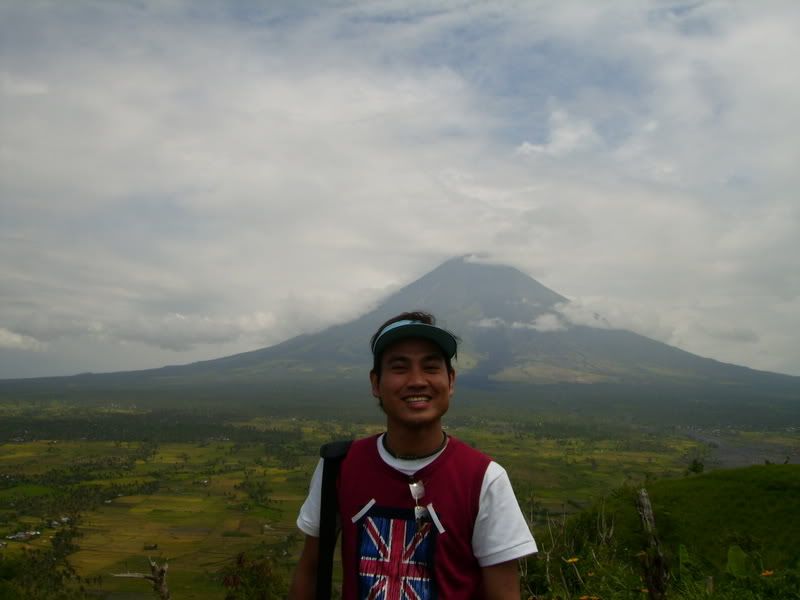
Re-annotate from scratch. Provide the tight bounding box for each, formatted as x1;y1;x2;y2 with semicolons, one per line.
370;255;567;329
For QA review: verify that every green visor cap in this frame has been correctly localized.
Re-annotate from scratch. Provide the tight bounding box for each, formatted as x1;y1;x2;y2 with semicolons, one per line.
371;320;458;359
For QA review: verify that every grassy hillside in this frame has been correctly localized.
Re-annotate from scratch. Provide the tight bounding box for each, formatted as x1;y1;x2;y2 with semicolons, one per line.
582;465;800;573
535;465;800;599
646;465;800;571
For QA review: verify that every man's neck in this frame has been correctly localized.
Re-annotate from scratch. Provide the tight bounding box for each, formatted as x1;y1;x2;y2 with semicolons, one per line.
383;423;445;459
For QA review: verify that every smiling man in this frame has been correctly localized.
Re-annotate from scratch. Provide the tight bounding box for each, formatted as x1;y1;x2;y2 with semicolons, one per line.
289;312;537;599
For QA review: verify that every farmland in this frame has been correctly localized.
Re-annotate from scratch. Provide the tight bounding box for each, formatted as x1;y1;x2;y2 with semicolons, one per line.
1;401;798;598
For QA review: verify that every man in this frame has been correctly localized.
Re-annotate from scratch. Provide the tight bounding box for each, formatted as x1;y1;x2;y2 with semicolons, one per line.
290;311;537;599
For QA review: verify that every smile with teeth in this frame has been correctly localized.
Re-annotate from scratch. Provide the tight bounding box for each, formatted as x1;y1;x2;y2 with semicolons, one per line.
404;396;430;404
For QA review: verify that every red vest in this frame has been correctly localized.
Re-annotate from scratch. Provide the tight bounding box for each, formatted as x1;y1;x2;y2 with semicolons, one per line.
337;434;492;599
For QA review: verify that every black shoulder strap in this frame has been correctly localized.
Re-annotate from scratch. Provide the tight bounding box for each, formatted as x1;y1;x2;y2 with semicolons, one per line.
316;439;353;600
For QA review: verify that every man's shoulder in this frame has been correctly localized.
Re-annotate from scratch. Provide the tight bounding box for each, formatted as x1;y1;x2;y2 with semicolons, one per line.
318;435;378;465
351;433;380;448
335;434;380;459
319;439;354;459
422;435;492;481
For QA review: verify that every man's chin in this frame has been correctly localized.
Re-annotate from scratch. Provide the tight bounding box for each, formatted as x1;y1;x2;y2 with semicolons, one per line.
393;413;442;430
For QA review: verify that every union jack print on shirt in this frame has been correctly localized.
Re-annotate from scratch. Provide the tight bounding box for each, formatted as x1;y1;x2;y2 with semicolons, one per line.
357;511;436;600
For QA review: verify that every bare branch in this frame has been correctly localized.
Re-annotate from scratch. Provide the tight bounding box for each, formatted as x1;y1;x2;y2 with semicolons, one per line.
110;558;170;600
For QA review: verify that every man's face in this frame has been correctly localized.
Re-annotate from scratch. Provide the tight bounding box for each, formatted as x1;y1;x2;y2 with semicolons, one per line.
370;337;455;431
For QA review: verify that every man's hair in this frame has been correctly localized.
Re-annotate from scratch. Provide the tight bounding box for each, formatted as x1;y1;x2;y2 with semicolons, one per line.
370;311;456;379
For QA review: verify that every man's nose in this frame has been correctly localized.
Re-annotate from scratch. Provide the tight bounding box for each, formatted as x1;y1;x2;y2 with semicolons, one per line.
407;365;427;386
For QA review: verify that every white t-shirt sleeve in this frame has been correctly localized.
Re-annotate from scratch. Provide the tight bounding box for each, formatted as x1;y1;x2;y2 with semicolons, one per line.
296;458;324;537
472;462;538;566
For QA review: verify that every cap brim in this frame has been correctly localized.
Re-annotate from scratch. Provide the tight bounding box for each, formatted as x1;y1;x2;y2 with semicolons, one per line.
372;322;457;359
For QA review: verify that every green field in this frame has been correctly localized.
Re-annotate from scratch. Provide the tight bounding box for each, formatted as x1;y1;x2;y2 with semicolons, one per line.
1;404;798;598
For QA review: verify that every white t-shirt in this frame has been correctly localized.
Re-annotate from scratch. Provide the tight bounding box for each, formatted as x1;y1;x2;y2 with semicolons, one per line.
296;434;537;567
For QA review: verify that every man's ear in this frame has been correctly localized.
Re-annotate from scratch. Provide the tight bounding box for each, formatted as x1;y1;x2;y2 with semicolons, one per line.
448;369;456;395
369;370;380;398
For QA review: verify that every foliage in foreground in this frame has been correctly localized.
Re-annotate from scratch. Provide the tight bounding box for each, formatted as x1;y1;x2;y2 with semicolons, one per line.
521;465;800;599
218;535;297;600
0;526;99;599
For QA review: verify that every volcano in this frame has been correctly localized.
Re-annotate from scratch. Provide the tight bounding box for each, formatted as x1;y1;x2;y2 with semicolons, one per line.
3;256;799;409
159;256;797;387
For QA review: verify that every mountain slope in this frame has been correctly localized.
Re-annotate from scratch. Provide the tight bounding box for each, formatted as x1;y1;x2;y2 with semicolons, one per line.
2;256;799;393
152;256;796;388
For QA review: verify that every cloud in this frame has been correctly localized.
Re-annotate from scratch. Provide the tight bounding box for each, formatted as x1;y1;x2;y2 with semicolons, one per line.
697;324;758;344
0;1;798;377
555;302;613;330
471;318;505;329
470;314;566;332
513;314;567;332
109;312;279;352
516;110;602;157
0;328;44;351
1;72;49;96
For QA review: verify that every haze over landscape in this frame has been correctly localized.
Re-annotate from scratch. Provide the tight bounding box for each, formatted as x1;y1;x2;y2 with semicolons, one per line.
2;1;799;379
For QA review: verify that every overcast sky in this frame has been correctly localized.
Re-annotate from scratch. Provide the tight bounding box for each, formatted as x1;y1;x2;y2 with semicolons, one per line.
1;0;799;379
